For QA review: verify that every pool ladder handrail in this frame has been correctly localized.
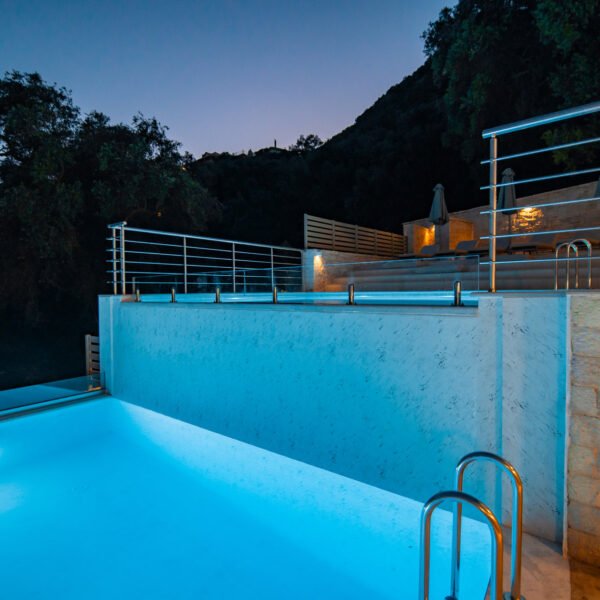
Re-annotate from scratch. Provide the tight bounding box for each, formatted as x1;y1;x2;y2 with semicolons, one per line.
555;238;592;290
419;490;504;600
450;451;524;600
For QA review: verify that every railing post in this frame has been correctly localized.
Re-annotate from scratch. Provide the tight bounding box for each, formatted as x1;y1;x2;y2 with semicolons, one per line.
119;222;127;295
453;280;462;306
183;236;188;294
232;242;237;293
111;227;117;295
347;283;355;305
489;135;498;293
270;247;275;290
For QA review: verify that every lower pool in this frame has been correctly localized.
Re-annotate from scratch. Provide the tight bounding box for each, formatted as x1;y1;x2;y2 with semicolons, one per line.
0;398;490;599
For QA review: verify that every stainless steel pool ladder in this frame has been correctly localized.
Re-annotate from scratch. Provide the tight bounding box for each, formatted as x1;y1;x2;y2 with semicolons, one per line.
451;452;524;600
419;490;504;600
419;452;525;600
554;238;592;289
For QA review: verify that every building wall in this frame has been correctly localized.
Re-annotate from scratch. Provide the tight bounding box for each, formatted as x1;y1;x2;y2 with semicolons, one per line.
303;249;392;292
403;181;598;253
99;292;568;543
567;294;600;565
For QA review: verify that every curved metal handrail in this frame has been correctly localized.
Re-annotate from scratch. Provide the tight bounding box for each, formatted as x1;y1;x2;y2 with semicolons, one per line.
450;452;524;600
554;242;578;289
570;238;593;289
419;490;504;600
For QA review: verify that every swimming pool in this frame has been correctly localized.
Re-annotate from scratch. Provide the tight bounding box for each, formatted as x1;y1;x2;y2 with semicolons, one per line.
0;398;491;599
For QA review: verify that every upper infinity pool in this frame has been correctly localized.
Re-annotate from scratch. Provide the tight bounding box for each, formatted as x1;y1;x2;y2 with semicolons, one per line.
0;398;490;599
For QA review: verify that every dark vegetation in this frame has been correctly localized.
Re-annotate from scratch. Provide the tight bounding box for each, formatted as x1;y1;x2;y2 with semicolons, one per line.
1;0;599;388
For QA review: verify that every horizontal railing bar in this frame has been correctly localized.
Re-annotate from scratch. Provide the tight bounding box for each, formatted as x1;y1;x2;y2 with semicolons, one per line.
481;195;600;214
105;248;183;259
107;270;183;276
482;100;600;138
481;255;600;266
183;244;234;254
110;238;183;250
105;259;185;267
186;262;233;270
482;225;600;239
113;225;300;253
480;166;600;190
181;254;232;263
481;136;600;164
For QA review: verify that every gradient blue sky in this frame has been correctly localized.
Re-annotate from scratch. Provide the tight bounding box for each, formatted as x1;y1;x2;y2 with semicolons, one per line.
1;0;449;156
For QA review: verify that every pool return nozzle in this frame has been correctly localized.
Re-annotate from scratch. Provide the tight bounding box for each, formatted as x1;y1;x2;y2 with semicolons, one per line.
347;283;355;305
170;288;176;303
215;287;221;303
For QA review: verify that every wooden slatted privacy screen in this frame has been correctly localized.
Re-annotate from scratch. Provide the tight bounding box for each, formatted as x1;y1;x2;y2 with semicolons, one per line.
85;334;100;375
304;214;407;256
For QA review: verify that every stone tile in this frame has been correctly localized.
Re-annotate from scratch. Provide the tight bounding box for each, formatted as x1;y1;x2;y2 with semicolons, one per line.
568;475;600;508
568;526;600;566
569;501;600;537
572;355;600;388
571;385;600;418
571;296;600;330
572;326;600;359
570;414;600;449
514;528;600;599
569;445;600;479
570;559;600;600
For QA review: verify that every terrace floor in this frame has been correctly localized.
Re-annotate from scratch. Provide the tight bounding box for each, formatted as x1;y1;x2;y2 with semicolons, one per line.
515;530;600;599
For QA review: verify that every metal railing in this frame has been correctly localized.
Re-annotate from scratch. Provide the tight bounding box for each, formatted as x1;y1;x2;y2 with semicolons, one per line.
451;452;524;600
419;451;525;600
107;223;304;295
555;238;592;289
482;100;600;292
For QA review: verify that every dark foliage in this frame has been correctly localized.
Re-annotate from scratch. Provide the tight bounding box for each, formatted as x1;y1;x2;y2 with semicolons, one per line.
2;0;600;386
193;1;600;248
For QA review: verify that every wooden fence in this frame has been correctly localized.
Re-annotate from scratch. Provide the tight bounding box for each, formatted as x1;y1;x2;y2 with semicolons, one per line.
304;214;406;256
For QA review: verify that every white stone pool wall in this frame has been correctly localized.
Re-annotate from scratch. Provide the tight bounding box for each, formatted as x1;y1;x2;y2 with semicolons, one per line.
99;292;570;544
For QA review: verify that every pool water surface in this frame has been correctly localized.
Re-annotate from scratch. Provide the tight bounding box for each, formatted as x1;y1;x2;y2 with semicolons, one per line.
0;398;491;599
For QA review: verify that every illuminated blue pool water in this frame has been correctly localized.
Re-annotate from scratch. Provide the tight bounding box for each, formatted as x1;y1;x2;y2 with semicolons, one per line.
0;398;491;598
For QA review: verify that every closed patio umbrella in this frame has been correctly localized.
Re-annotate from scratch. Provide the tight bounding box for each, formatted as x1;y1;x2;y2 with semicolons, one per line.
498;168;517;214
429;183;449;226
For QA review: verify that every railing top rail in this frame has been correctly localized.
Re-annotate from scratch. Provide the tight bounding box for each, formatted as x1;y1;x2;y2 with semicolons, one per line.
107;224;301;254
482;100;600;139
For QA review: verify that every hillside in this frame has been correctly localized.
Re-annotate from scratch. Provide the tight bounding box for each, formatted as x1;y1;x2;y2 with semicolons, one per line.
191;62;473;247
192;0;600;247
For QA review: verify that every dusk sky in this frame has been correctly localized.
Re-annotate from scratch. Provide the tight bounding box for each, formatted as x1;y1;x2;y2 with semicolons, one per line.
1;0;449;156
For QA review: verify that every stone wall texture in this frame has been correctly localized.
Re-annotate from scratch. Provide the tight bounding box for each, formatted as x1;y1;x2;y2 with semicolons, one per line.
568;294;600;566
404;181;598;253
